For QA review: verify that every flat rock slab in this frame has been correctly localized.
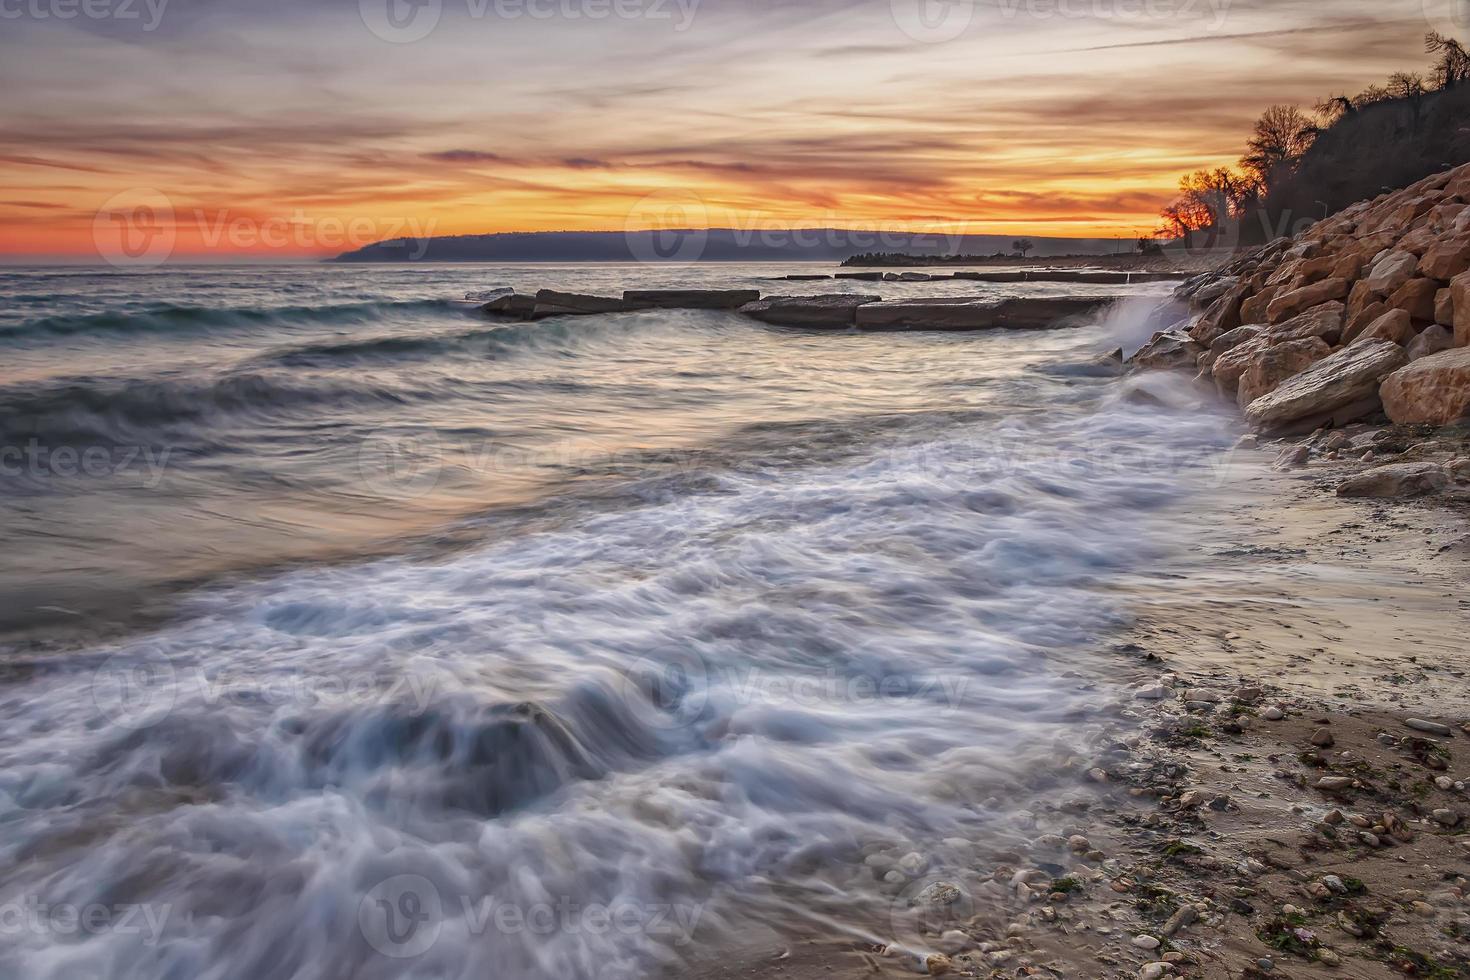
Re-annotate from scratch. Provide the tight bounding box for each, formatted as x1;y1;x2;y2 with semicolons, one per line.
834;272;883;281
480;293;538;317
1337;462;1450;498
622;289;759;309
533;289;632;317
738;293;882;328
1243;339;1407;431
854;296;1115;331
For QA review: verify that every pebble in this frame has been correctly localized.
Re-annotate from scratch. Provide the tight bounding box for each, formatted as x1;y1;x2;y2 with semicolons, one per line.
1161;905;1197;936
1405;718;1453;736
1321;875;1346;894
1314;776;1353;791
1319;949;1341;966
1135;684;1172;700
1256;957;1274;972
1435;776;1454;790
1068;835;1090;852
1132;935;1160;950
1310;727;1335;747
925;953;952;976
1139;963;1169;980
1263;706;1285;721
1431;808;1463;827
1086;768;1108;783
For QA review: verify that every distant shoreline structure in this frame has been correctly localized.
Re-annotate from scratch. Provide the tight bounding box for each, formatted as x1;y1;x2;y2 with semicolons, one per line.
329;228;1147;264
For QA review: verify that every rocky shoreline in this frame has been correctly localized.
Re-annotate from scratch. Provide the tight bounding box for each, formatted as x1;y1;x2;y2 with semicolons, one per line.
690;168;1470;980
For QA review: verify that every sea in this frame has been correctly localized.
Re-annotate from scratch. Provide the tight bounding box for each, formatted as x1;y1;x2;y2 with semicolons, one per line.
0;262;1237;979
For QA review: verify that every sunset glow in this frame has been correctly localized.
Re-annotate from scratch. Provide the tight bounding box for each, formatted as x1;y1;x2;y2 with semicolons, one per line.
0;0;1452;259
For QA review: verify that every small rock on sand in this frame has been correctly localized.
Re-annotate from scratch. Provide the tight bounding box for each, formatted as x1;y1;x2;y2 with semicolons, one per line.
1404;718;1453;736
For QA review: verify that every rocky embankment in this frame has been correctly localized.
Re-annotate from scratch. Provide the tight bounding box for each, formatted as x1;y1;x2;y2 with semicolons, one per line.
1133;162;1470;442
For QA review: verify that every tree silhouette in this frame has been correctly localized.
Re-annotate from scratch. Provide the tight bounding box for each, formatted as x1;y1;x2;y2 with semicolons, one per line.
1011;239;1034;257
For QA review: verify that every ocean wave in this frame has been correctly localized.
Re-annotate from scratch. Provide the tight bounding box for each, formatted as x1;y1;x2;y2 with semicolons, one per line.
1;298;461;341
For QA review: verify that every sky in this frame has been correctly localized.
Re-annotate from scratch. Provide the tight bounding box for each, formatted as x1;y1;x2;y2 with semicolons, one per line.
0;0;1462;260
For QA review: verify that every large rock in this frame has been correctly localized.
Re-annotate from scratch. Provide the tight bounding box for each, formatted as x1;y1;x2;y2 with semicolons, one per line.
1243;340;1407;431
1407;324;1454;361
1436;288;1454;326
1350;308;1415;347
1380;347;1470;424
1239;285;1280;324
1453;271;1470;347
1419;237;1470;281
1237;337;1332;408
1342;300;1389;345
737;293;880;328
1210;324;1262;356
1266;278;1348;323
853;296;1110;331
623;289;759;309
1364;250;1420;294
1189;283;1248;344
1388;278;1441;323
1130;330;1206;371
1267;302;1343;344
1337;462;1450;498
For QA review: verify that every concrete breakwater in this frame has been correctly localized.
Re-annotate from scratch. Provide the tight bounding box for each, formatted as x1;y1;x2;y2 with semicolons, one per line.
477;287;1127;331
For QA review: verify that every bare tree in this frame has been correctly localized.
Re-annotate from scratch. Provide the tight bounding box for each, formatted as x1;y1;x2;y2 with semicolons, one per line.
1011;239;1034;257
1240;105;1318;192
1427;31;1470;89
1157;168;1252;240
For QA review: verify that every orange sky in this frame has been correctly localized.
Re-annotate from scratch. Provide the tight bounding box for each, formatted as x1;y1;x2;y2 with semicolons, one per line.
0;0;1458;260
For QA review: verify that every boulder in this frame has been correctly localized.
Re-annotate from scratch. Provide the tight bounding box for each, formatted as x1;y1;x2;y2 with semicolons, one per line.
738;293;880;328
1380;347;1470;425
1267;302;1343;344
1266;278;1348;323
1330;253;1365;281
623;289;760;309
853;296;1111;331
1237;337;1333;408
1418;237;1470;280
1239;285;1280;324
1346;279;1381;322
1342;301;1389;345
1407;324;1454;361
1210;324;1262;356
1244;340;1407;431
1453;271;1470;347
1130;330;1206;371
1364;250;1420;294
1436;288;1455;326
1189;276;1238;307
1350;308;1415;347
1388;277;1441;323
1189;282;1248;344
1337;462;1450;498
